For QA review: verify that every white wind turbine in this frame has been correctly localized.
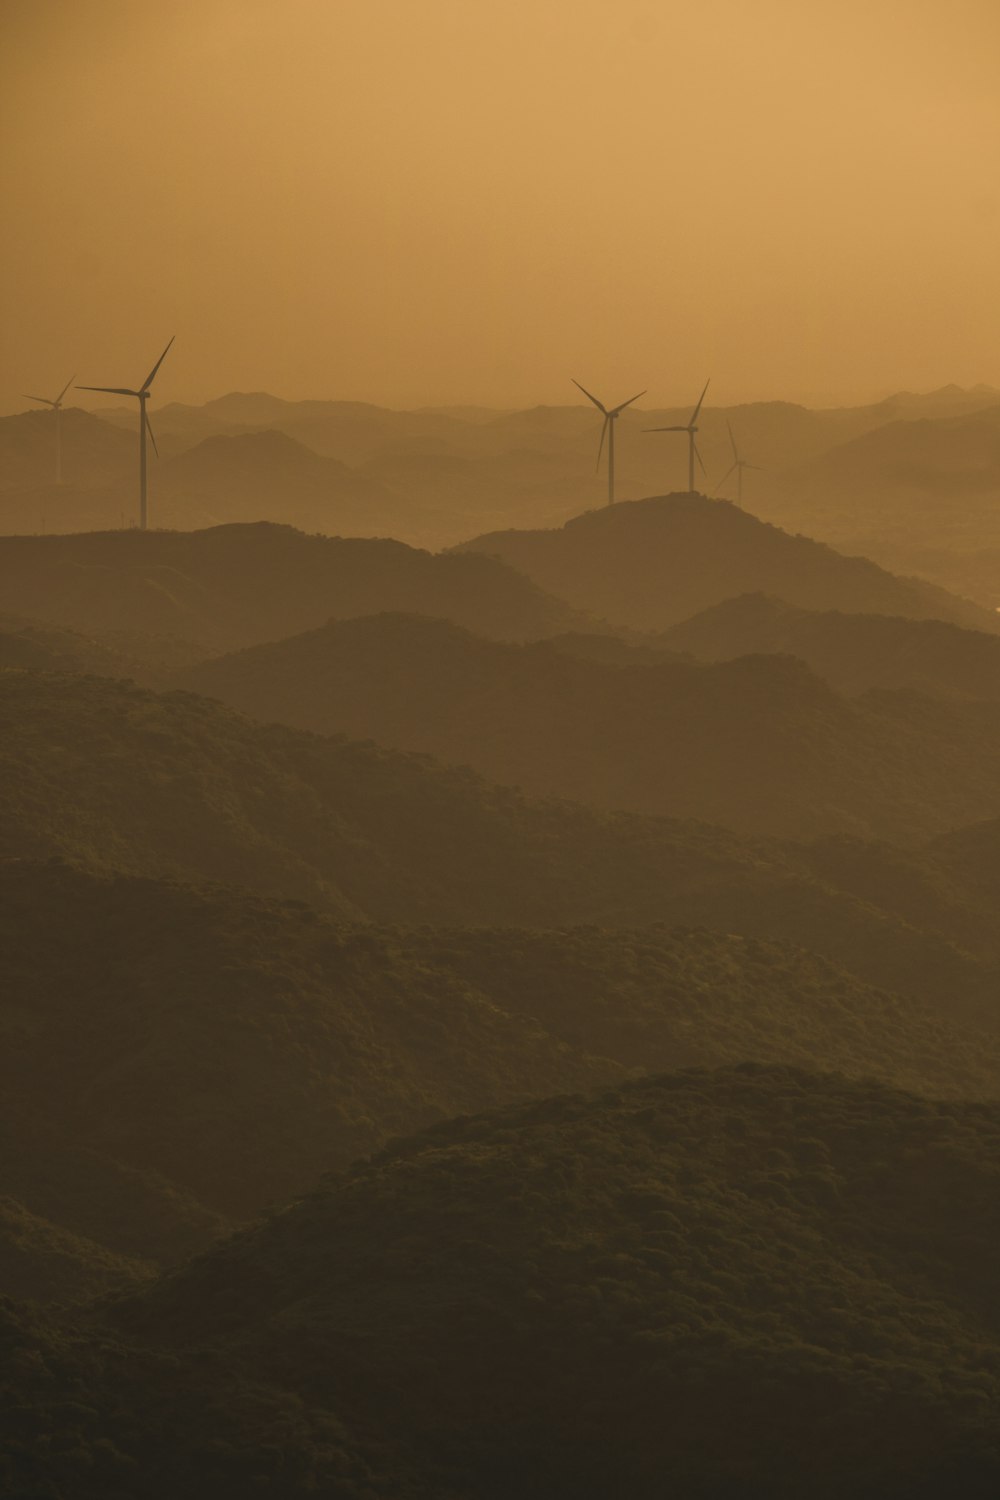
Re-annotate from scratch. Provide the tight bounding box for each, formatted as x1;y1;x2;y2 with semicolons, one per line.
645;378;711;493
21;375;75;485
572;379;646;505
716;419;761;506
78;337;174;530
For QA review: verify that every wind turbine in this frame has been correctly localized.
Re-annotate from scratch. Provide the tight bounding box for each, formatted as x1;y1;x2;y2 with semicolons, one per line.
715;419;761;506
645;378;710;493
78;337;174;530
21;375;75;485
572;379;646;505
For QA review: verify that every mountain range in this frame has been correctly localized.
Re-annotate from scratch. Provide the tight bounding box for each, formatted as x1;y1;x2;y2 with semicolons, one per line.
180;609;1000;844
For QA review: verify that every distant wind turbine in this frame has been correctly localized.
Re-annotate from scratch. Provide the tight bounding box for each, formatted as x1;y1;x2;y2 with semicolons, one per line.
715;419;761;506
645;378;711;493
21;375;75;485
78;337;174;530
572;379;646;505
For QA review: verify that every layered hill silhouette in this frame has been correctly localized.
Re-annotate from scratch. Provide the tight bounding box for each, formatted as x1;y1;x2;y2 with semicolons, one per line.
8;859;1000;1304
181;611;1000;844
1;668;997;1016
7;1067;1000;1496
0;522;589;649
763;405;1000;607
455;492;997;633
658;593;1000;699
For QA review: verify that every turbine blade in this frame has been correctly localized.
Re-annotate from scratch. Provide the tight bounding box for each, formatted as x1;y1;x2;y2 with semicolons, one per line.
609;389;647;416
141;335;175;392
746;463;764;471
22;394;55;406
54;374;76;406
643;425;687;433
596;414;610;471
77;385;140;396
572;379;608;416
715;462;738;493
727;418;738;462
688;377;711;427
145;408;159;458
694;441;707;476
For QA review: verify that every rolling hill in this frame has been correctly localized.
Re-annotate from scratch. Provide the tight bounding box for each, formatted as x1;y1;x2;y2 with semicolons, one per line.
0;667;997;1017
7;1066;1000;1497
179;610;1000;844
658;593;1000;699
8;858;1000;1305
455;492;997;634
0;521;591;649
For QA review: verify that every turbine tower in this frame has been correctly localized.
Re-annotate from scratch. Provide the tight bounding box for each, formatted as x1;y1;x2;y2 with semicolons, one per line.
572;379;646;505
78;337;174;530
645;378;711;493
716;420;761;506
21;375;75;485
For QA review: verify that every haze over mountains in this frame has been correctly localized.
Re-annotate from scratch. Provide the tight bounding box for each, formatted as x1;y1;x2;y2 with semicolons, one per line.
181;610;1000;843
5;383;1000;1493
5;384;1000;610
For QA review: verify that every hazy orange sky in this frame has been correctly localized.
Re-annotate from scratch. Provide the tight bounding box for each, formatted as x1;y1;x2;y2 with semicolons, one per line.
3;0;999;415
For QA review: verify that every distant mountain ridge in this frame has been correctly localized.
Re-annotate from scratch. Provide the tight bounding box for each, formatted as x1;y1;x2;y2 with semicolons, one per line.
180;609;1000;844
658;593;1000;699
0;521;591;649
455;492;997;633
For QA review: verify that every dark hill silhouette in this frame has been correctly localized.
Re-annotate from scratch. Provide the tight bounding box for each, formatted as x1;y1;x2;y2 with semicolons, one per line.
181;611;1000;844
11;1067;1000;1497
0;522;590;649
0;667;996;1015
9;859;998;1303
659;593;1000;699
454;492;997;633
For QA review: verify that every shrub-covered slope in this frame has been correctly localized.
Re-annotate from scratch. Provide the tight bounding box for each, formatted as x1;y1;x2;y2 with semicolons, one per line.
7;1067;1000;1498
7;860;999;1304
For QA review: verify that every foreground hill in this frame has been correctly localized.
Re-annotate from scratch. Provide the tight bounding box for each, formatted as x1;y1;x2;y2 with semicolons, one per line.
7;1067;1000;1496
181;611;1000;843
8;860;999;1302
0;669;997;1017
455;492;997;634
0;521;589;649
659;593;1000;700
